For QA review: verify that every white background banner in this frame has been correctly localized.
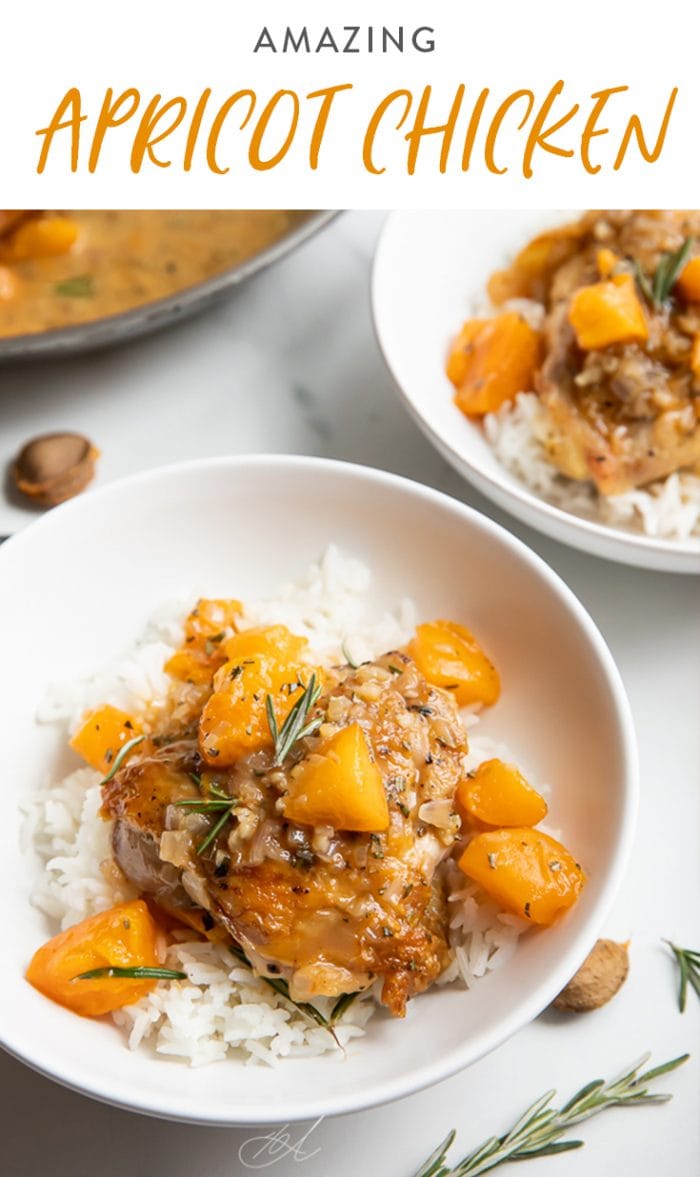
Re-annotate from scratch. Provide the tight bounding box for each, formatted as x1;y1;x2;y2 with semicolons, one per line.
1;0;696;207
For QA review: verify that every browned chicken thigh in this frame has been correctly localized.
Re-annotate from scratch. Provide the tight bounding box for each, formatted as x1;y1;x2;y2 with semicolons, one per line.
102;652;467;1016
491;210;700;495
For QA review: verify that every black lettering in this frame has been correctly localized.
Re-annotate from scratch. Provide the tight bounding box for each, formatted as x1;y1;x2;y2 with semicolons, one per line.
283;28;310;53
253;27;275;52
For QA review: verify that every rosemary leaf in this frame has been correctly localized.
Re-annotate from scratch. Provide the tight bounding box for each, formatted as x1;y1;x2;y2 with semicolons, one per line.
267;673;323;767
208;781;232;801
173;798;235;811
196;804;236;855
635;236;694;308
98;735;145;785
228;944;336;1033
633;260;654;305
174;779;238;853
413;1131;455;1177
653;237;693;305
265;693;279;746
330;990;359;1023
53;274;94;298
665;941;700;1012
341;640;359;669
412;1053;689;1175
74;966;186;981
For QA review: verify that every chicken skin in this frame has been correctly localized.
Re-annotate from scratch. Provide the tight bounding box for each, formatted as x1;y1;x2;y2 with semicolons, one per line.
493;210;700;495
102;652;467;1015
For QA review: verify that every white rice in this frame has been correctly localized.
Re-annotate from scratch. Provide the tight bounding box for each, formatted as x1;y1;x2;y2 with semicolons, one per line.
26;547;526;1067
485;391;700;543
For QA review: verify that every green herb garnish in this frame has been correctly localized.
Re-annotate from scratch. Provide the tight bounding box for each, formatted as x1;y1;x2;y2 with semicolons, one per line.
665;941;700;1012
228;944;357;1043
53;274;94;299
74;966;187;981
98;735;145;785
195;807;235;855
413;1052;689;1176
341;640;359;669
634;236;694;309
175;780;238;855
330;990;360;1021
266;673;323;767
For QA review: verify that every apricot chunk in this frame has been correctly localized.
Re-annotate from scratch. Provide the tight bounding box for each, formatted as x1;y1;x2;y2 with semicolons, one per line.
568;274;648;350
458;828;584;925
4;216;78;260
284;722;389;831
26;900;163;1017
408;620;500;707
596;248;619;279
448;312;542;417
165;597;242;684
457;759;548;828
198;655;319;766
223;624;308;664
0;264;18;301
677;256;700;302
70;705;139;774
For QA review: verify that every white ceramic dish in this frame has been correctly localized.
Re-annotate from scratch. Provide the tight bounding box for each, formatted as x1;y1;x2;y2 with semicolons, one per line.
372;210;700;575
0;455;637;1124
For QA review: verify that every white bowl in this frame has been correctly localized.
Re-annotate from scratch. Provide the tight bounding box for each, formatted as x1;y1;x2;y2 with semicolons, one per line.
372;210;700;575
0;455;637;1124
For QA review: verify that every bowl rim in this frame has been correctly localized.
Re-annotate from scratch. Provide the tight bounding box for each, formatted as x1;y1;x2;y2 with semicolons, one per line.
371;210;700;575
0;454;639;1124
0;211;338;362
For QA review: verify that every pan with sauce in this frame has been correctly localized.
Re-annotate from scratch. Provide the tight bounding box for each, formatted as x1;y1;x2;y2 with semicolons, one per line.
0;210;330;357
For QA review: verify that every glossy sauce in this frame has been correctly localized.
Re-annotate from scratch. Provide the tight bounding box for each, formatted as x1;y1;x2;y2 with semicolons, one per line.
0;210;305;337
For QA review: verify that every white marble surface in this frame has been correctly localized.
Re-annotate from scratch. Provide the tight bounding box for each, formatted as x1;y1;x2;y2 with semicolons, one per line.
1;212;698;1177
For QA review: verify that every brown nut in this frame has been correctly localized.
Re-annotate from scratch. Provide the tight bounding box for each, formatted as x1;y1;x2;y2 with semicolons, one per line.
12;432;99;508
553;938;629;1013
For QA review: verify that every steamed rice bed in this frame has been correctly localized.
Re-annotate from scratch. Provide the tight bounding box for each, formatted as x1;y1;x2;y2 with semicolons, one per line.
25;548;547;1067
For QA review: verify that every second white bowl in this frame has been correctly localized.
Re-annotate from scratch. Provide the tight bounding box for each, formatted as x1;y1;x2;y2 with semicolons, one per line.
372;210;700;574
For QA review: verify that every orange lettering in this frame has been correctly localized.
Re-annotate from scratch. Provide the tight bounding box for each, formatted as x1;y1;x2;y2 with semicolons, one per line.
35;88;86;173
404;85;465;175
522;81;577;178
484;90;535;175
131;96;187;171
307;84;353;169
89;88;140;173
614;88;678;170
461;88;489;171
581;86;628;174
363;90;412;175
206;91;256;175
249;91;300;170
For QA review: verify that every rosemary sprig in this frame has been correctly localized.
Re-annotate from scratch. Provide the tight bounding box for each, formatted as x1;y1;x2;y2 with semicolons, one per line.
330;990;360;1021
266;673;323;767
228;944;357;1042
98;735;145;785
665;941;700;1012
175;779;238;855
174;799;236;812
413;1053;689;1176
634;236;694;309
74;966;187;981
196;806;237;855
